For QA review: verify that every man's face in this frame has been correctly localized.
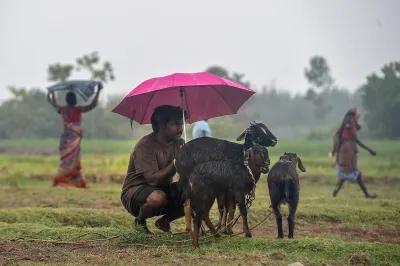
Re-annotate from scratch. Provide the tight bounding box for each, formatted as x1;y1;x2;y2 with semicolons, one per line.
161;118;184;141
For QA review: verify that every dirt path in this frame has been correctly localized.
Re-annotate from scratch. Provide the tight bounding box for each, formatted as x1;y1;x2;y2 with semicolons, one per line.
0;240;237;265
251;222;400;244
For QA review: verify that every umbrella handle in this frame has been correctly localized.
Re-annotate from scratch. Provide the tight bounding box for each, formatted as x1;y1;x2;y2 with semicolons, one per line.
180;87;187;142
182;109;187;142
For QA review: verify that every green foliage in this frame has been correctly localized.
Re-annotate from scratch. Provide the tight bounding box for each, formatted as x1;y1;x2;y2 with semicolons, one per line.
360;61;400;139
75;51;115;83
304;55;336;120
304;55;334;89
47;51;115;84
205;65;251;87
47;63;74;82
2;172;27;189
205;65;229;79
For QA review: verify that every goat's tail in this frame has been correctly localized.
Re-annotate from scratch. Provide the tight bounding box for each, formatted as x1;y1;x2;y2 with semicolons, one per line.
177;172;190;205
283;178;299;203
284;181;290;202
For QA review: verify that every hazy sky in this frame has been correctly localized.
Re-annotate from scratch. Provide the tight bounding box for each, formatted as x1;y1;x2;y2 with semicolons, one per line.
1;0;399;103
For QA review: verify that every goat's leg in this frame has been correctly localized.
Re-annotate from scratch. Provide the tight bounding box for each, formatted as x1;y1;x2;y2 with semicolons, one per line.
272;203;284;239
288;201;298;239
184;200;192;233
191;190;215;247
200;224;207;236
216;195;225;230
203;215;220;237
192;212;202;248
186;202;206;236
226;199;236;235
236;192;251;238
219;206;227;232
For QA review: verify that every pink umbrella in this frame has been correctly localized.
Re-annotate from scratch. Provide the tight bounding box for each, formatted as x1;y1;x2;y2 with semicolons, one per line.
111;72;255;141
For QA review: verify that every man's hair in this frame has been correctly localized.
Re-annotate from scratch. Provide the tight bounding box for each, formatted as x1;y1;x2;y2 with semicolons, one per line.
150;105;188;133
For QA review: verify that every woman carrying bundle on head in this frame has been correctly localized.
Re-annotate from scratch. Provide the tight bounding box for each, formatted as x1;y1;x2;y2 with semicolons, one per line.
47;83;103;188
330;108;377;198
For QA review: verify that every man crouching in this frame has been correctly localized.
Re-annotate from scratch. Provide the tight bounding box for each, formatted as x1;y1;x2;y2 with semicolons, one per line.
121;105;187;234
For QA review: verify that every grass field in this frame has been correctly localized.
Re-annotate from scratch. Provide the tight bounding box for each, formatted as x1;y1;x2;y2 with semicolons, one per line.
0;139;399;265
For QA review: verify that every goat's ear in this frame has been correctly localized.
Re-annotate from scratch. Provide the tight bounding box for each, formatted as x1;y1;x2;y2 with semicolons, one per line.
236;128;249;141
297;157;306;172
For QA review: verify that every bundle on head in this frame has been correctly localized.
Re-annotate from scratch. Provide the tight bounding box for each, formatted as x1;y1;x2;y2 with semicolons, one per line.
187;144;270;248
267;152;306;239
175;122;278;232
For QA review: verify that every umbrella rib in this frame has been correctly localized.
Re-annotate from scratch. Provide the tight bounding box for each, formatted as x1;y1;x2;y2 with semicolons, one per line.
181;88;190;121
211;85;234;113
140;92;157;124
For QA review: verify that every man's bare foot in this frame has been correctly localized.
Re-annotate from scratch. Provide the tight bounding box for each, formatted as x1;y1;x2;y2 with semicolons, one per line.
366;193;378;199
155;217;171;233
134;218;153;235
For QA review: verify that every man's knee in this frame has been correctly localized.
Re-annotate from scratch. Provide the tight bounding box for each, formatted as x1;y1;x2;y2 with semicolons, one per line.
147;190;168;208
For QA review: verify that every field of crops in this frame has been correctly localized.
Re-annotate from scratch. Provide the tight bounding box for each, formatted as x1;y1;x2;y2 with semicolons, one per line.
0;139;399;265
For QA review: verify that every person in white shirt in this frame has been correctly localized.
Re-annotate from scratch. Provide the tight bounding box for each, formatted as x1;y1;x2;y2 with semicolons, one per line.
192;119;211;139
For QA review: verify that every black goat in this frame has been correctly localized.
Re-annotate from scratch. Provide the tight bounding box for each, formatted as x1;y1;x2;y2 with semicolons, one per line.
187;145;269;248
267;152;306;239
175;122;277;231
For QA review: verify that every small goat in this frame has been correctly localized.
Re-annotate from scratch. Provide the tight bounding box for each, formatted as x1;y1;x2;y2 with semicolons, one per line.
187;145;269;248
267;152;306;239
176;122;277;231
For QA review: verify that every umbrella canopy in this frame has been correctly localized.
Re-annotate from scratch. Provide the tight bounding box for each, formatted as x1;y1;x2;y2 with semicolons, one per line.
47;80;102;101
112;72;255;125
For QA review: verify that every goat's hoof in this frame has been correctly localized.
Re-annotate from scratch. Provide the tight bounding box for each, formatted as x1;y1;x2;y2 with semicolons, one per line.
277;236;284;239
245;233;252;238
214;233;221;238
225;231;233;235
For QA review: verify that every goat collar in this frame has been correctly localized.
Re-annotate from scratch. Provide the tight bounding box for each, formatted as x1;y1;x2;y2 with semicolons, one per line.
243;151;256;200
242;147;247;158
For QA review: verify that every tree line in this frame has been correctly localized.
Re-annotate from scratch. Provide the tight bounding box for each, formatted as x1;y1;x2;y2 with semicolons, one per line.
0;52;398;140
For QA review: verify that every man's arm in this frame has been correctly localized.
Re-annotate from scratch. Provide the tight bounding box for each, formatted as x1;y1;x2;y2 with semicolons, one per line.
134;145;176;187
143;162;176;187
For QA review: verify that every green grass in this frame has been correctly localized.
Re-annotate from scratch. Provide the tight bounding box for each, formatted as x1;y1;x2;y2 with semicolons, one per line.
1;138;399;156
0;139;399;265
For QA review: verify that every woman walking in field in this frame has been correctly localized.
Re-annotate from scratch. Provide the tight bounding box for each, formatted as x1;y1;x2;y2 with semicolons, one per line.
330;108;378;198
47;84;102;188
